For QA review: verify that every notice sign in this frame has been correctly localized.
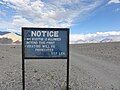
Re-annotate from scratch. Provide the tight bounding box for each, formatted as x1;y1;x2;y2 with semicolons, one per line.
22;28;69;59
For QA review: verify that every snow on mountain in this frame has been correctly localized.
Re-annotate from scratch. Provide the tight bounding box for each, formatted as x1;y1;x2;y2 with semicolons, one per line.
70;31;120;44
100;38;113;43
0;32;21;43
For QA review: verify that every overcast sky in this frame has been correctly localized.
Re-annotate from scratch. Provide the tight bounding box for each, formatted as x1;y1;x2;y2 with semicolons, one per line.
0;0;120;34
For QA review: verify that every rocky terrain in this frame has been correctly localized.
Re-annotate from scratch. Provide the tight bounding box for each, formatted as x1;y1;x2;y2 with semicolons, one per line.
0;42;120;90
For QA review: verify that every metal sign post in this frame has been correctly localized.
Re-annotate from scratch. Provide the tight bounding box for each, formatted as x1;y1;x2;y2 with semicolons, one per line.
22;28;69;90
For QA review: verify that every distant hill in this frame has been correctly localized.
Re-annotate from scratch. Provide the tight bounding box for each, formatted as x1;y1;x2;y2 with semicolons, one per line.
0;31;10;35
0;31;21;44
0;38;13;44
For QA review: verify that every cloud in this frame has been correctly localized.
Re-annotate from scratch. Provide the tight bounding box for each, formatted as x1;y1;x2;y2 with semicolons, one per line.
0;0;105;32
108;0;120;4
0;11;6;16
0;19;11;29
12;16;35;27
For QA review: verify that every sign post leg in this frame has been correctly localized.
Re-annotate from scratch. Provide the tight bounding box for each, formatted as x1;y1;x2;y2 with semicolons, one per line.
22;58;25;90
22;29;25;90
67;28;69;90
67;58;69;90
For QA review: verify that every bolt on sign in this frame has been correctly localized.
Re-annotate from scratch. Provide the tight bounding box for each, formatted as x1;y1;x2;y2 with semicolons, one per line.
22;28;69;90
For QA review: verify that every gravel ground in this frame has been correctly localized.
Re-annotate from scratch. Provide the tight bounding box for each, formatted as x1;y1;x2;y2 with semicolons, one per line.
0;42;120;90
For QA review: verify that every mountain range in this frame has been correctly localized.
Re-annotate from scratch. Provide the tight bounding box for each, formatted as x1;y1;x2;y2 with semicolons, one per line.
0;31;120;44
72;35;120;44
70;31;120;44
0;31;21;44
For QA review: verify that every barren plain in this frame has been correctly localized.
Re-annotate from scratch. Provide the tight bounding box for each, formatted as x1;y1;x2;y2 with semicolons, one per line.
0;42;120;90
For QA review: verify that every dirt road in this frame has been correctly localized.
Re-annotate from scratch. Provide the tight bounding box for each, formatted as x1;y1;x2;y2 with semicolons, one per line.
70;46;120;90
